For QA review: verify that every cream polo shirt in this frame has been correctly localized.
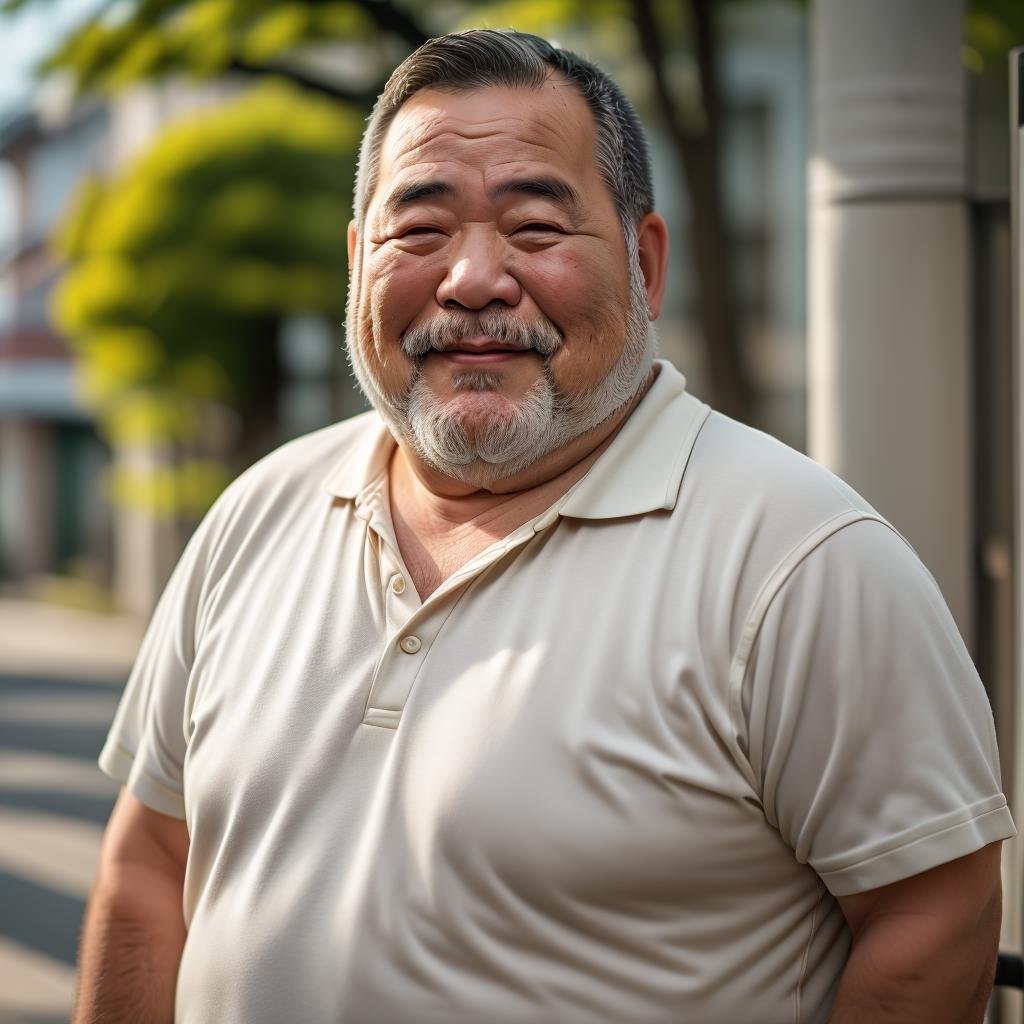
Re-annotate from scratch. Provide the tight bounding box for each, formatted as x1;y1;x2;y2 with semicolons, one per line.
100;360;1015;1024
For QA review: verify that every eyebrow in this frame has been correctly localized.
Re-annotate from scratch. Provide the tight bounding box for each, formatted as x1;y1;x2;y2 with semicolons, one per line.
488;177;582;217
380;176;582;222
382;180;456;219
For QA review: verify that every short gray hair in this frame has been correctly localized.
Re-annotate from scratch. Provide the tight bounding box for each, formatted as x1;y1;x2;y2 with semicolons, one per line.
353;29;654;235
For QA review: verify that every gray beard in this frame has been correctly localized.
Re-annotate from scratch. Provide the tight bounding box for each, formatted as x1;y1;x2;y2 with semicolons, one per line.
346;247;655;488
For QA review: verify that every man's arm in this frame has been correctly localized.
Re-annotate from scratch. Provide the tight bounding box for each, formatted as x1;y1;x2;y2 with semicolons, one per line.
73;788;190;1024
828;842;1002;1023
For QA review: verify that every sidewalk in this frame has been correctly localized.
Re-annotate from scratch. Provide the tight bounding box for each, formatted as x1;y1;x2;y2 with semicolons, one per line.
0;599;145;683
0;600;137;1023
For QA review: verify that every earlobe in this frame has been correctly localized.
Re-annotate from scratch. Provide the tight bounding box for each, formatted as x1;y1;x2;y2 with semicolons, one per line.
635;213;670;320
347;220;357;281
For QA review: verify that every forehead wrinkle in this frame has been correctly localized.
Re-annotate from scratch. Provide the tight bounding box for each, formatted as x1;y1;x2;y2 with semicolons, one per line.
387;120;576;173
371;86;607;227
383;133;591;206
383;92;592;172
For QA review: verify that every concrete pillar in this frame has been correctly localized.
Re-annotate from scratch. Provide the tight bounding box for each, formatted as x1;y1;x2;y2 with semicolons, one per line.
0;419;55;580
112;443;179;617
808;0;972;642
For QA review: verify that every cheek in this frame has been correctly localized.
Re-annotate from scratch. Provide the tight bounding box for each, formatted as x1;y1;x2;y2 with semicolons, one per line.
523;248;631;391
358;250;442;395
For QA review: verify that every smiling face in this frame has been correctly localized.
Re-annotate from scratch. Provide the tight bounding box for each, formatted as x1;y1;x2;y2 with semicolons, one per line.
346;80;662;487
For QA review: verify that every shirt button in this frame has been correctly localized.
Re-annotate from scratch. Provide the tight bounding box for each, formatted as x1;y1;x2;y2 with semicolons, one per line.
399;635;422;654
391;574;406;595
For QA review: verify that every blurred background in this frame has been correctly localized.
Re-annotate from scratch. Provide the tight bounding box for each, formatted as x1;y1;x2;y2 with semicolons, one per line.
1;0;1023;1020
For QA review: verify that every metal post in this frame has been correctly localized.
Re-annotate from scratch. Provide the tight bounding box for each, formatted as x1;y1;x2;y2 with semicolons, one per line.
1002;44;1024;1024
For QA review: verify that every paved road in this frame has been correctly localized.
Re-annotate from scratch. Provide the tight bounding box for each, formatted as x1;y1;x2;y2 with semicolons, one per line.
0;672;123;1024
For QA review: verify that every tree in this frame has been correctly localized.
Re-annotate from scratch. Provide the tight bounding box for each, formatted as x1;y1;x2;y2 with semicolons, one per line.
53;80;360;515
630;0;748;419
7;0;428;103
9;0;755;420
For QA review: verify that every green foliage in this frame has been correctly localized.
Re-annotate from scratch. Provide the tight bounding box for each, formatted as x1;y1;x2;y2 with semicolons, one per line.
457;0;646;75
966;0;1024;74
38;0;380;94
106;454;234;515
54;79;359;467
457;0;615;35
14;0;713;520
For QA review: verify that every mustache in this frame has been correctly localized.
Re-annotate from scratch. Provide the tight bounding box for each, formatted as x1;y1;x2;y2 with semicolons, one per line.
401;309;563;360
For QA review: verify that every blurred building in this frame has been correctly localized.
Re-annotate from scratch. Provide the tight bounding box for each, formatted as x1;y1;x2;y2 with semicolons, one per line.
0;101;110;593
0;80;252;615
0;6;812;618
646;2;806;451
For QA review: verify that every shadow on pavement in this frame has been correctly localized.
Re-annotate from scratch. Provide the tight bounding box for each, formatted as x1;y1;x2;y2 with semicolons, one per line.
0;871;85;965
0;790;116;826
0;674;122;763
0;669;124;1011
0;674;124;694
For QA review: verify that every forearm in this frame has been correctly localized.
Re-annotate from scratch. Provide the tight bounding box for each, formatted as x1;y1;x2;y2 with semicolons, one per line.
72;863;186;1024
827;916;997;1024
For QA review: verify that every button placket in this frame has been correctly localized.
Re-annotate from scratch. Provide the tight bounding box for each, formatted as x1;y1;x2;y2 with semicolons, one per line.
362;609;440;726
362;505;562;728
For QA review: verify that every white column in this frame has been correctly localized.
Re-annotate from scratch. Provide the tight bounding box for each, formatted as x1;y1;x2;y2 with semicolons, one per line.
808;0;972;641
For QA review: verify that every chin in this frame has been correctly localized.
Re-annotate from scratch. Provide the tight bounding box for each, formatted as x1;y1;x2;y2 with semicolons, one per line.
443;389;522;424
405;372;559;484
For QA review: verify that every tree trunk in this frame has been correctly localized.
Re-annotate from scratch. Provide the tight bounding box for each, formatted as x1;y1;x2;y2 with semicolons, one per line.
631;0;750;421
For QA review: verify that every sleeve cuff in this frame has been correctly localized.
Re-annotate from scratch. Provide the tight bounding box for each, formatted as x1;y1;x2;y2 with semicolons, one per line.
814;798;1017;896
99;737;187;820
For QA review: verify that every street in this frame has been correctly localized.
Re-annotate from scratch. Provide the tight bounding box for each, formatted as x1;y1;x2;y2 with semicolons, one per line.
0;670;122;1024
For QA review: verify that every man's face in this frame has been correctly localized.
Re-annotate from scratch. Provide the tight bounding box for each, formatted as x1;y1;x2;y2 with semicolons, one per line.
347;81;653;485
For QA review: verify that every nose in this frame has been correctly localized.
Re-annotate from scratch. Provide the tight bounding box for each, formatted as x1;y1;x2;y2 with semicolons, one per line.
435;225;522;311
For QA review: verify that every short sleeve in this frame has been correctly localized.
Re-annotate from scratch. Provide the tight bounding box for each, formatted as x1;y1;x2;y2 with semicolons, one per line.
743;517;1016;897
98;501;224;819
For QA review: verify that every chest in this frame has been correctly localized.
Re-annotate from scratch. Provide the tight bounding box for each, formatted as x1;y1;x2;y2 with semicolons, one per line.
183;512;769;896
177;510;835;1024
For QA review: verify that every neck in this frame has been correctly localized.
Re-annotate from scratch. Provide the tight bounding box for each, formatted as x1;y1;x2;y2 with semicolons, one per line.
390;366;657;523
386;368;657;600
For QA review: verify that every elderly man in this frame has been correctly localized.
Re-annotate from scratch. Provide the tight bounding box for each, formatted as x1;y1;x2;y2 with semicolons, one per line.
75;28;1014;1024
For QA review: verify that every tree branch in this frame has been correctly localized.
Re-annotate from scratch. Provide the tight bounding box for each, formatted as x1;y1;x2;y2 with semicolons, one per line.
350;0;429;50
228;58;380;106
630;0;691;149
690;0;721;146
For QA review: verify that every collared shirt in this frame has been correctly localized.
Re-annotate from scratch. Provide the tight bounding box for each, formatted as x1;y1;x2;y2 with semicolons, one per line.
101;360;1015;1024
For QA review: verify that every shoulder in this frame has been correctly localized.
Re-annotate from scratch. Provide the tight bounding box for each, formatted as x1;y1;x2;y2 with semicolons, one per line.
215;410;381;514
233;410;381;497
680;409;898;579
686;411;878;527
672;409;900;655
187;410;385;563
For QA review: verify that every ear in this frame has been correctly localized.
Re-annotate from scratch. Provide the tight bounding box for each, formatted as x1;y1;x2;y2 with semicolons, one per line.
635;212;670;320
347;220;357;280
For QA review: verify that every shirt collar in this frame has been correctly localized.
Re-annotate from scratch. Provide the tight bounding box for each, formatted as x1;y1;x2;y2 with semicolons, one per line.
322;360;710;519
557;360;709;520
322;411;395;503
